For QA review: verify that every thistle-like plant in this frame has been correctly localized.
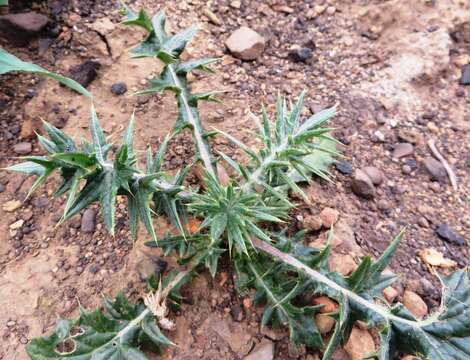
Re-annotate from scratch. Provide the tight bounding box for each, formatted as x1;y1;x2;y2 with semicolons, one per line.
2;3;470;360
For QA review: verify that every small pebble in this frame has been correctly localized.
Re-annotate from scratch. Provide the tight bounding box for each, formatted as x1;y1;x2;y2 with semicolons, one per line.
334;161;352;175
436;224;465;245
392;143;414;159
288;47;313;62
110;82;127;95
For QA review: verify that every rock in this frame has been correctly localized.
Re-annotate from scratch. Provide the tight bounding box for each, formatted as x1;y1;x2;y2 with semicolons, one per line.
361;166;383;185
334;161;352;175
376;199;390;211
300;214;323;231
397;129;423;145
13;142;32;155
383;286;399;303
392;143;414;159
230;304;245;322
225;27;265;61
344;327;375;360
320;208;339;229
20;118;36;139
459;65;470;85
419;278;436;297
0;12;48;45
135;251;168;280
423;157;446;182
9;219;24;230
69;214;82;229
111;82;127;95
243;339;274;360
3;200;22;212
206;315;253;356
403;291;428;319
351;169;375;198
288;46;313;62
202;8;220;25
69;60;100;88
315;314;335;334
230;0;241;9
329;253;356;276
81;208;96;233
312;296;338;313
436;224;465;245
331;349;350;360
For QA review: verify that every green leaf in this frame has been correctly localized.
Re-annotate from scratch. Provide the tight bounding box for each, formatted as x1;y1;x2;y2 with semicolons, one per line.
27;293;170;359
119;2;153;32
52;152;96;171
100;169;119;235
0;48;92;98
0;0;8;6
176;58;218;74
246;261;324;348
90;105;108;164
6;161;46;176
42;121;76;152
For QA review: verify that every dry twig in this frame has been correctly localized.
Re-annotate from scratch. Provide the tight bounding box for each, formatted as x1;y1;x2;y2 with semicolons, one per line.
427;139;458;191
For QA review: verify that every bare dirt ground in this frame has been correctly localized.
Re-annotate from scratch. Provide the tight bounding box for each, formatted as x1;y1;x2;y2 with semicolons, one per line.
0;0;469;359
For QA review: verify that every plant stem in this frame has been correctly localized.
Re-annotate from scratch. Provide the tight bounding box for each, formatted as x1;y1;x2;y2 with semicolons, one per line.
167;64;217;179
240;138;288;193
251;238;430;328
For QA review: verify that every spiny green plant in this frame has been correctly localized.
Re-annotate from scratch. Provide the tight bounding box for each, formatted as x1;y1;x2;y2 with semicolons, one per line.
1;4;470;359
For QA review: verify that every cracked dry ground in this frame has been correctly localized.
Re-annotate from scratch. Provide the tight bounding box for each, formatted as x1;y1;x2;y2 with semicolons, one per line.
0;0;469;359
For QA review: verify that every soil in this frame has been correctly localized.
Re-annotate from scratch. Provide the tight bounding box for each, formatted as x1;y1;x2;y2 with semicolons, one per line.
1;0;469;359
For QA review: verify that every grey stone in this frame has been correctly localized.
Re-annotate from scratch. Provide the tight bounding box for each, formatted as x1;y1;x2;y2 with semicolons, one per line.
81;209;96;233
111;82;127;95
423;157;446;182
288;47;313;62
225;27;265;61
436;224;465;245
351;169;375;198
69;60;100;88
459;65;470;85
13;142;32;155
335;161;352;175
392;142;414;158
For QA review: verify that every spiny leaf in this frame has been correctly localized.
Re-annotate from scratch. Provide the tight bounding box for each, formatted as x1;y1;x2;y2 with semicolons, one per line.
26;293;171;359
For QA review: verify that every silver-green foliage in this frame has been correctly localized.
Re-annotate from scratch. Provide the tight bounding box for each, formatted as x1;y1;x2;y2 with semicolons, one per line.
2;3;470;360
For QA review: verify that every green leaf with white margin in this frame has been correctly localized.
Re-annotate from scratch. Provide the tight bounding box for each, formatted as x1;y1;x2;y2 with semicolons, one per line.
288;137;337;182
100;169;119;236
27;292;171;359
90;105;108;165
253;230;470;359
0;48;92;98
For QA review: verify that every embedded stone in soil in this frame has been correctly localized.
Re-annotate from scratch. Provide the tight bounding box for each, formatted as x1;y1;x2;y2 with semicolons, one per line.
436;224;466;245
334;160;353;175
0;11;48;45
459;65;470;85
111;82;127;95
225;27;266;61
69;60;101;88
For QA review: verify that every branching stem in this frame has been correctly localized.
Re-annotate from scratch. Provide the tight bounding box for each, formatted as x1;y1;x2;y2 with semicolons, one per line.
252;238;432;328
167;64;217;179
